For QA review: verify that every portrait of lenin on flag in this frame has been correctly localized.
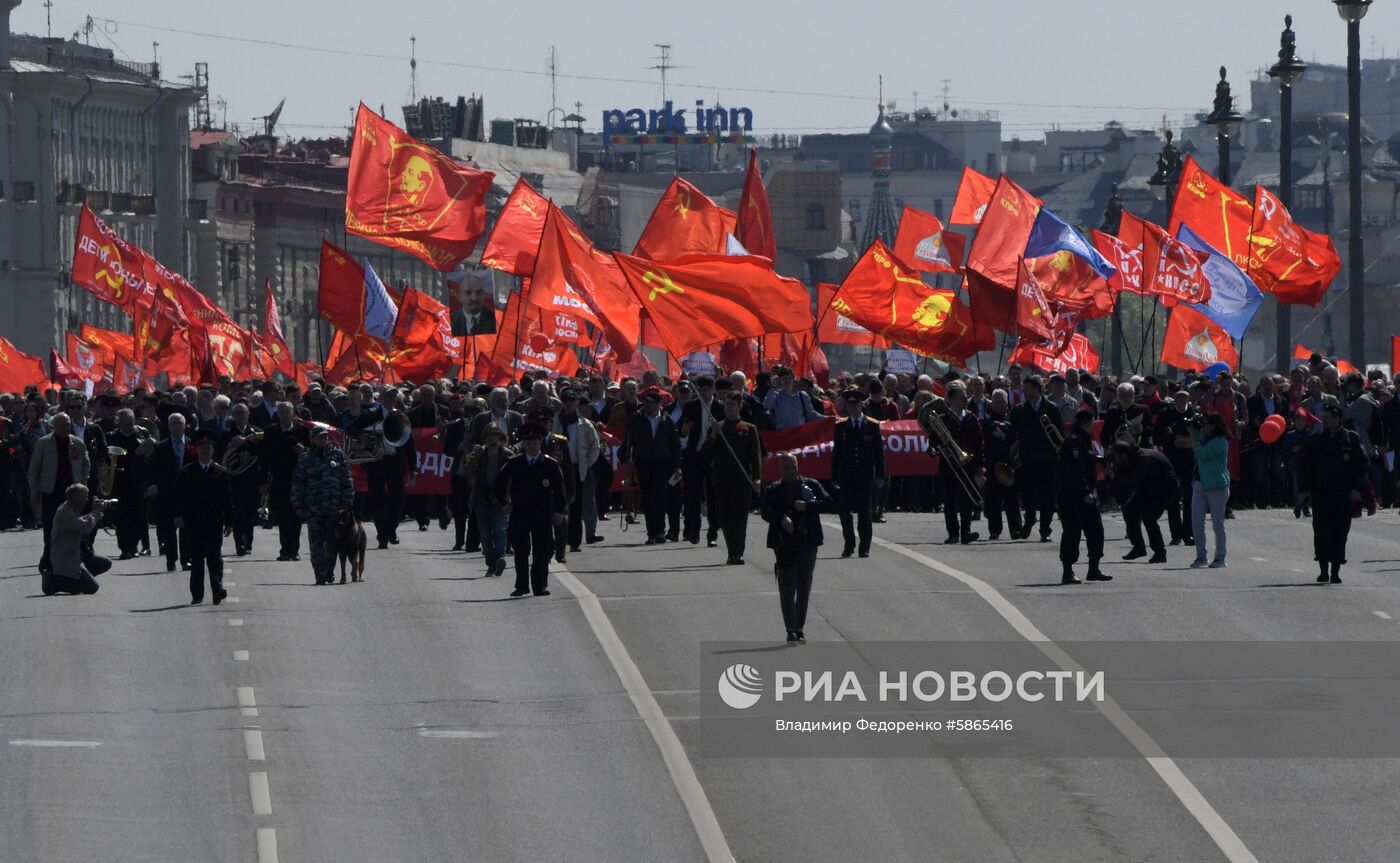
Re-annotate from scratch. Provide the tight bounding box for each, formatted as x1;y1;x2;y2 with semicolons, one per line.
449;272;498;337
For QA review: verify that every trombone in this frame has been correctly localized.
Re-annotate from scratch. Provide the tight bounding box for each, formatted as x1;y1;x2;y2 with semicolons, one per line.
1040;415;1065;454
921;405;984;508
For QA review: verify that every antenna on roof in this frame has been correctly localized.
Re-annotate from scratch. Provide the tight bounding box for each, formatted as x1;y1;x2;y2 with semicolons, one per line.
547;46;562;126
648;44;684;103
256;98;285;138
409;35;418;104
43;0;53;38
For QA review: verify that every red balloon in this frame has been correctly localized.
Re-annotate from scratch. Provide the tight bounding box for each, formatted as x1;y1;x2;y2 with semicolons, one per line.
1260;415;1285;444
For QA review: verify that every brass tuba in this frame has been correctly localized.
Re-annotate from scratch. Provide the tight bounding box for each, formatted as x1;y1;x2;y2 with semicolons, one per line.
98;445;127;497
1114;412;1145;447
222;428;264;476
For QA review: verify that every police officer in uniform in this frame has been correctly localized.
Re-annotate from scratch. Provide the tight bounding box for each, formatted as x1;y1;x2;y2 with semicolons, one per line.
174;430;232;605
1057;409;1110;584
623;388;681;545
291;425;355;586
832;388;885;558
495;424;567;597
1300;402;1368;584
702;390;763;565
1010;377;1062;541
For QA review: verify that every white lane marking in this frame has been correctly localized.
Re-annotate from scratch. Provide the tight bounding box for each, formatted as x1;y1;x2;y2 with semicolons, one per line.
257;828;279;863
225;582;236;587
227;597;241;603
1249;556;1267;562
228;619;244;627
555;564;733;863
248;772;272;815
233;650;250;662
237;686;258;718
417;728;499;739
1374;611;1392;620
844;525;1259;863
9;740;101;748
244;729;265;761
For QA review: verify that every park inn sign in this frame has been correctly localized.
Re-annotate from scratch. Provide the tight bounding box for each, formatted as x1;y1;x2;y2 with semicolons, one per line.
603;100;754;136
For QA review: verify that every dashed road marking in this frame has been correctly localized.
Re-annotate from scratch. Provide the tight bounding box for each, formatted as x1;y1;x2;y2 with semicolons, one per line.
233;650;250;662
9;740;101;748
417;728;499;739
229;619;244;626
227;597;241;603
248;772;272;815
243;729;265;761
256;828;279;863
237;686;258;717
1374;611;1392;620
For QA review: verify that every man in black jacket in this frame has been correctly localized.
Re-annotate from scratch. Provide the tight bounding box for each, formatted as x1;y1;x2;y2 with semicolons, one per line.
148;412;194;572
932;384;983;545
495;424;567;597
1010;377;1062;542
1110;442;1178;564
1300;402;1368;584
623;388;682;545
174;430;232;604
1058;409;1110;585
832;389;885;558
677;375;723;545
260;402;310;561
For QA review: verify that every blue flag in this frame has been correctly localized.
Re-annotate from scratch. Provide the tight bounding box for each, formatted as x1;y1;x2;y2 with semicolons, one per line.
361;258;400;343
1177;224;1262;340
1023;208;1117;279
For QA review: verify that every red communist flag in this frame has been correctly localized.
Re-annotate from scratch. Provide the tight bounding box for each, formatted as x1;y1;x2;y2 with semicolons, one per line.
70;206;157;313
533;204;641;360
1015;258;1056;342
262;278;294;375
736;149;776;261
388;287;454;383
965;175;1040;291
78;324;135;358
633;177;736;261
1009;332;1101;375
1028;251;1114;320
835;240;993;364
67;333;110;382
1168;155;1253;268
317;239;370;335
950;167;999;225
1248;185;1341;306
50;349;86;389
345;103;495;272
481;177;550;276
816;283;889;348
612;252;814;358
1161;304;1239;372
1117;212;1211;306
1092;229;1146;296
482;292;579;385
893;206;965;275
0;336;50;391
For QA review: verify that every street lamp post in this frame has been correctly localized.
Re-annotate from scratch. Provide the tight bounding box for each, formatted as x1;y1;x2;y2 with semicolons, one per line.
1335;0;1370;369
1269;15;1307;372
1147;130;1183;205
1100;183;1124;375
1206;66;1243;185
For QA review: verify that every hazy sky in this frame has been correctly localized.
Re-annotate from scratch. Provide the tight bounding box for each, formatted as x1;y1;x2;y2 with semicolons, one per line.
19;1;1400;141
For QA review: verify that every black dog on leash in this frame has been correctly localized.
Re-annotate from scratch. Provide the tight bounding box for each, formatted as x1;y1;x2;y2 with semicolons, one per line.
332;509;367;584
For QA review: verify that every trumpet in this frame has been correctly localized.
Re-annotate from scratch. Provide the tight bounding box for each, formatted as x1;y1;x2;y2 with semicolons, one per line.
1040;415;1065;454
920;405;984;508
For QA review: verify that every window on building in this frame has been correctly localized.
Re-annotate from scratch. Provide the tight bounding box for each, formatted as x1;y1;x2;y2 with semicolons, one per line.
805;204;825;230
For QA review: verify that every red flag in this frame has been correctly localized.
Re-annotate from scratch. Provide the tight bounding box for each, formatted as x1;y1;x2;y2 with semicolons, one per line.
1015;258;1056;342
262;279;294;375
78;325;135;358
0;336;50;391
481;177;550;276
389;287;454;383
50;350;86;389
1168;155;1253;268
1161;305;1239;372
633;177;736;261
1117;212;1211;305
345;103;495;272
612;252;814;358
537;309;592;346
965;175;1040;291
718;339;757;379
1294;344;1357;375
893;206;965;274
1092;229;1146;296
816;283;890;348
1009;332;1101;374
1248;185;1341;306
66;333;110;382
324;329;389;386
70;205;158;313
111;351;145;395
482;292;579;385
1028;251;1115;320
950;167;999;225
1392;336;1400;376
736;149;776;261
317;239;371;335
835;240;994;364
533;205;641;361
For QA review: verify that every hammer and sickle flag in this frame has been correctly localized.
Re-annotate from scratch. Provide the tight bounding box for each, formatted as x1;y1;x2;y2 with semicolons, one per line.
346;103;495;272
612;251;812;358
633;177;737;262
71;205;157;314
481;178;550;277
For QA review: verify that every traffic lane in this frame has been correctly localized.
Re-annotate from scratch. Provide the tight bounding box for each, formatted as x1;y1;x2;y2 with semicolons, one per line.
237;539;706;863
574;530;1229;862
0;530;248;863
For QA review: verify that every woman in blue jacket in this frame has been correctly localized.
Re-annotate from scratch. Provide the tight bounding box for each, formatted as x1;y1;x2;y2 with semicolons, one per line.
1188;413;1231;568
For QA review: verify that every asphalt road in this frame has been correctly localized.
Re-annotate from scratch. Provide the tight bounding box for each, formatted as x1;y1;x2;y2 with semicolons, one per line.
3;504;1399;862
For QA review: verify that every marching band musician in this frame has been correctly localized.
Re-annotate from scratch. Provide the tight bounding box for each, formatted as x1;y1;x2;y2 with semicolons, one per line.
1009;377;1061;542
928;384;983;545
218;402;264;557
981;390;1024;541
107;408;155;560
353;394;417;550
832;388;884;559
1102;382;1150;450
622;387;681;546
174;430;231;605
262;402;310;562
1058;409;1111;585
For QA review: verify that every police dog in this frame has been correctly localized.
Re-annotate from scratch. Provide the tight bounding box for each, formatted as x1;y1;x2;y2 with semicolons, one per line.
333;509;367;584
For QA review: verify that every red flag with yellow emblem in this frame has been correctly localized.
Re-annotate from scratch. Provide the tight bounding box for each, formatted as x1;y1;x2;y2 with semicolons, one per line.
736;149;776;261
966;175;1040;291
388;287;454;383
1168;156;1253;268
0;336;50;392
611;251;813;358
633;177;736;262
481;177;550;276
1247;185;1340;306
533;204;641;361
893;206;965;275
835;240;993;363
70;206;157;313
345;103;495;272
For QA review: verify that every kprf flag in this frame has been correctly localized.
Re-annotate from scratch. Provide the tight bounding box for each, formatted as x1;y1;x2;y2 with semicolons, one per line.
345;103;494;272
1169;155;1253;268
816;283;889;348
1009;332;1101;374
736;148;776;261
481;177;549;277
533;203;641;361
633;177;736;262
70;206;157;313
1178;223;1262;340
965;175;1040;291
893;206;964;275
1115;212;1211;305
1248;185;1341;306
950;167;999;225
1161;304;1238;372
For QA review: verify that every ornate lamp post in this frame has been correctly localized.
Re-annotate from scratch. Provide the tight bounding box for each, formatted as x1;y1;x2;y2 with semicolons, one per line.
1147;130;1183;203
1269;15;1307;372
1205;67;1243;185
1335;0;1371;367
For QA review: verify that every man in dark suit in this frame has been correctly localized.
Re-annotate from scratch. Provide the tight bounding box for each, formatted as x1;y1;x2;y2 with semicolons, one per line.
1009;376;1063;542
623;388;682;545
677;375;723;546
468;387;523;448
495;424;567;597
260;402;310;561
831;388;885;558
148;412;194;572
217;402;263;557
932;384;983;545
174;430;233;604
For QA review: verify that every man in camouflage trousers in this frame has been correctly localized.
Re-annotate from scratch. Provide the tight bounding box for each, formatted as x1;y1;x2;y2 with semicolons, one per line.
291;426;355;585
